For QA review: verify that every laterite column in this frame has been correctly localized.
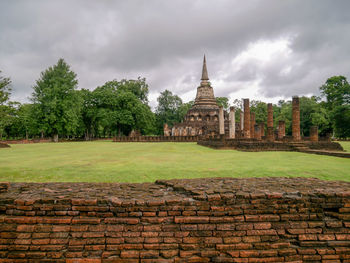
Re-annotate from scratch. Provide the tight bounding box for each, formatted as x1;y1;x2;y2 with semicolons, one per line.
219;106;225;135
267;127;274;142
267;103;274;141
310;126;318;142
267;103;273;129
243;99;250;138
260;122;265;137
292;96;301;141
240;112;244;131
229;107;235;139
250;112;256;139
278;120;285;140
254;125;261;140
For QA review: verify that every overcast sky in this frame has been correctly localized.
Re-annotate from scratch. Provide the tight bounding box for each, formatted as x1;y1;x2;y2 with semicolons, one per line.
1;0;349;108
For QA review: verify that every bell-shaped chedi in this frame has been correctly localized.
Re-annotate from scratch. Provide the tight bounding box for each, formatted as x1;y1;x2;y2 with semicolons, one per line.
192;55;219;109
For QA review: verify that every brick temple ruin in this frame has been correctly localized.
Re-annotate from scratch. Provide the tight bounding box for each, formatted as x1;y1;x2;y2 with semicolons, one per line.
165;56;321;142
162;56;348;156
163;55;232;137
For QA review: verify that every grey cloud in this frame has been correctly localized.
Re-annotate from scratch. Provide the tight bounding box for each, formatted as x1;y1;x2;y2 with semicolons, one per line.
0;0;350;107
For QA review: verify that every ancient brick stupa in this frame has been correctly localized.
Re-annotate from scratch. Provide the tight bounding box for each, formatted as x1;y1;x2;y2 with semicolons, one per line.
165;56;227;136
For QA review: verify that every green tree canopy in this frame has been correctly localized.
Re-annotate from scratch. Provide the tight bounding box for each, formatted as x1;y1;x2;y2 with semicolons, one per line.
320;76;350;138
216;97;229;110
320;76;350;108
31;58;82;141
0;71;13;139
155;90;184;134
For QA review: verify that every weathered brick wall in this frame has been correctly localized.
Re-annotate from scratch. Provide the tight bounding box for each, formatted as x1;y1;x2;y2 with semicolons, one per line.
0;143;10;148
113;136;199;142
0;178;349;262
198;138;344;152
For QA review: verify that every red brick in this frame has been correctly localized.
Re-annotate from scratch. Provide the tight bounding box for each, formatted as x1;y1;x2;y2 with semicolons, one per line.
105;218;139;224
66;259;101;263
299;234;317;241
240;250;260;257
242;236;260;243
204;237;222;244
120;250;139;258
140;250;159;258
160;250;178;258
174;216;209;224
71;225;88;232
336;234;350;240
41;217;72;224
52;225;71;232
72;217;101;224
318;234;336;241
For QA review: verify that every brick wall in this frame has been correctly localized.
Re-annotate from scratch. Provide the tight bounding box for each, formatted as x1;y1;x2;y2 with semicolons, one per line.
113;136;199;142
0;143;10;148
0;178;349;262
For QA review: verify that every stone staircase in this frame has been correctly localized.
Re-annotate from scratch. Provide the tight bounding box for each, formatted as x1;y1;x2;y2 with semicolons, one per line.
287;142;310;152
288;141;350;158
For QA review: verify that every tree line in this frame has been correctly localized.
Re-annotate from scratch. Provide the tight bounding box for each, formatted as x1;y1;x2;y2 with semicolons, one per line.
0;59;349;140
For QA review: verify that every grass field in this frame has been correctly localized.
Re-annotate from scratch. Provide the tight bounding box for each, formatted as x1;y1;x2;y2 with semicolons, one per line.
0;141;349;183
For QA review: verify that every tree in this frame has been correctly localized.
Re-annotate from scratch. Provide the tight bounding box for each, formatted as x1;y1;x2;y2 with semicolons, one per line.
117;78;149;104
178;101;194;121
31;58;82;142
155;90;183;134
90;80;155;137
0;71;13;139
320;76;350;138
0;70;11;105
332;105;350;139
320;76;350;109
216;97;229;110
250;100;267;126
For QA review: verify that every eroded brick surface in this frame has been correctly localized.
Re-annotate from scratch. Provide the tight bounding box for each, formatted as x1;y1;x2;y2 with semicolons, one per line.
0;177;349;262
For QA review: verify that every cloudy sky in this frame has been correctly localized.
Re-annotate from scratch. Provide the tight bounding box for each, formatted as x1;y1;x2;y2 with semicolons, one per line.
1;0;349;108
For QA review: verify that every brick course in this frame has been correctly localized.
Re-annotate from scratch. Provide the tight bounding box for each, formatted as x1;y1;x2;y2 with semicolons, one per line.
0;177;349;262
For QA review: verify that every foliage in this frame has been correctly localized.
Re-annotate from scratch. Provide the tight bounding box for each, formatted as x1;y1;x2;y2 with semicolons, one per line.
250;100;267;126
320;76;350;138
0;70;11;105
31;58;82;141
332;105;350;139
155;90;183;134
80;80;155;137
320;76;350;108
0;71;13;139
216;97;229;110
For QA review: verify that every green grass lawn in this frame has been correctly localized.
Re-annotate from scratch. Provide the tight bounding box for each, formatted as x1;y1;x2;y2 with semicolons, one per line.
0;141;349;183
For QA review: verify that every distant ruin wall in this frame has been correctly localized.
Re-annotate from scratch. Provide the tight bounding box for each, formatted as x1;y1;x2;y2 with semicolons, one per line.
0;177;349;262
0;143;10;148
113;136;199;142
198;138;343;152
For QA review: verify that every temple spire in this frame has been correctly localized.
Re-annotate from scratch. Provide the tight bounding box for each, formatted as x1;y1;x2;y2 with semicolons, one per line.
201;55;209;81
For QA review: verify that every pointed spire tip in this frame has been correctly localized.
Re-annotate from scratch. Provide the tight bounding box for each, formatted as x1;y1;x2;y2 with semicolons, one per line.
201;54;209;81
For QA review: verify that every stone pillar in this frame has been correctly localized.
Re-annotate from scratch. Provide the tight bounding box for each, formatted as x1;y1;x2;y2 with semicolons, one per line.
229;107;235;139
250;112;256;139
267;103;273;128
267;127;274;142
278;120;285;140
260;122;265;137
219;106;225;135
243;99;250;138
310;126;318;142
240;112;244;131
254;125;261;140
292;96;301;141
